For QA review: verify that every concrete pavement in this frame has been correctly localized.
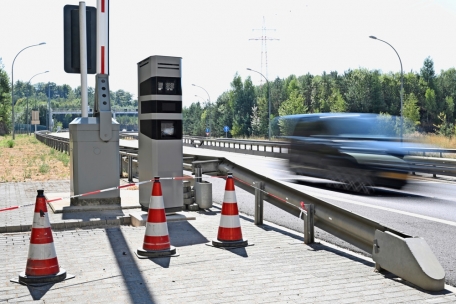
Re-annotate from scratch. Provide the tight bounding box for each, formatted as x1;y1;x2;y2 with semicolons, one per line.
0;178;455;303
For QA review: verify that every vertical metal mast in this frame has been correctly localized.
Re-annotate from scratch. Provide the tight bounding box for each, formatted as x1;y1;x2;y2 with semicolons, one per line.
249;16;279;83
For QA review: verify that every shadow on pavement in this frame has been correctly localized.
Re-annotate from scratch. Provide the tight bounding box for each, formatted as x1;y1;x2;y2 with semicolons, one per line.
61;210;125;221
146;256;172;268
106;227;156;304
168;221;209;247
26;283;55;300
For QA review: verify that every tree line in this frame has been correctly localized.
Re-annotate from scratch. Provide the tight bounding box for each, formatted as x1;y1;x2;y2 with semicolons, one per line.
0;57;138;134
184;57;456;138
2;56;456;137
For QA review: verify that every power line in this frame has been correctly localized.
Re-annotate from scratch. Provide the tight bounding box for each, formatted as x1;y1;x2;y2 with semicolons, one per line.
249;16;279;83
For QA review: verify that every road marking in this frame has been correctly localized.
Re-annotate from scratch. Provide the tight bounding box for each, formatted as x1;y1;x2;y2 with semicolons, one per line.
303;191;456;227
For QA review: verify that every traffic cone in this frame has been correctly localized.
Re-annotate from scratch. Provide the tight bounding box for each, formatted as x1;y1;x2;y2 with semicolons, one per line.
137;177;178;258
212;173;248;248
18;190;67;284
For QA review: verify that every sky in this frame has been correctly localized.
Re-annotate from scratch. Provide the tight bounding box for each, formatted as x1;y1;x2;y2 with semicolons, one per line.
1;0;456;108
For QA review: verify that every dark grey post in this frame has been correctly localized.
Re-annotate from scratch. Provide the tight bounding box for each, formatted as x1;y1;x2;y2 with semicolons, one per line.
119;154;123;178
128;155;133;182
303;204;315;244
195;166;202;183
254;181;264;225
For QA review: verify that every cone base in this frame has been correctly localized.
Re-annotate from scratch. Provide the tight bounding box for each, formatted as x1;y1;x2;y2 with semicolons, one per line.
136;246;178;258
17;269;67;284
211;238;248;248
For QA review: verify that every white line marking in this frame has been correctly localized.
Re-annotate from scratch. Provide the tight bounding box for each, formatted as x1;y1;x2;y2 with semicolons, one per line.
307;191;456;227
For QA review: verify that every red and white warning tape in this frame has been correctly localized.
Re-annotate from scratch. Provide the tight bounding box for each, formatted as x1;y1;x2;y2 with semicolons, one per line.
0;175;224;212
0;174;304;217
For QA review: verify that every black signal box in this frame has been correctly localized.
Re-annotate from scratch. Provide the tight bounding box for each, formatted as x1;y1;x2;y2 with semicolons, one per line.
63;5;97;74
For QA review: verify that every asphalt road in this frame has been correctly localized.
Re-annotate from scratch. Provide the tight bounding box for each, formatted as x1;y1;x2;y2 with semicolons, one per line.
188;147;456;287
50;135;456;287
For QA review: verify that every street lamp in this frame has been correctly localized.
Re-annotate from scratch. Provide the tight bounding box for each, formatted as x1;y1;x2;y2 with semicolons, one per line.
369;36;403;141
247;68;271;140
25;71;49;135
11;42;46;139
192;84;212;136
194;95;206;103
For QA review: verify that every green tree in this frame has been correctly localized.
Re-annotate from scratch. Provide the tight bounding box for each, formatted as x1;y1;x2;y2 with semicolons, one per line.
403;93;420;128
0;58;11;135
444;96;454;122
424;88;437;124
250;105;261;136
230;74;255;137
420;57;436;91
327;88;347;112
278;89;307;135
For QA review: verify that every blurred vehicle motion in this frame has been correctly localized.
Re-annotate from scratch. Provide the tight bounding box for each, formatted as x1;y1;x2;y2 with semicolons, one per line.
283;113;410;193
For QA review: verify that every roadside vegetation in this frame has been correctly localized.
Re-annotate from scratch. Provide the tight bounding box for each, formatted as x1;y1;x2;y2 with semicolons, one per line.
0;134;70;183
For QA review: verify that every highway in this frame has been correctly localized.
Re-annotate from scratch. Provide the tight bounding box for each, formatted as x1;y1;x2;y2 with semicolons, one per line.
183;145;456;287
49;133;456;286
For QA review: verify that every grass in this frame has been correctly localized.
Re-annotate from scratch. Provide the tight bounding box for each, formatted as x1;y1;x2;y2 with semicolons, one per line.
39;163;50;174
0;134;70;182
408;132;456;158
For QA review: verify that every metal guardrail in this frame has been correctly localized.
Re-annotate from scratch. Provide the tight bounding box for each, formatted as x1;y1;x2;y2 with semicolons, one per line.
184;136;456;157
183;136;456;178
35;131;70;155
183;136;289;157
35;131;446;291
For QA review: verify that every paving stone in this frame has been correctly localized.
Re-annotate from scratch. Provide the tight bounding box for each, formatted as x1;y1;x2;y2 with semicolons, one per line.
0;180;455;303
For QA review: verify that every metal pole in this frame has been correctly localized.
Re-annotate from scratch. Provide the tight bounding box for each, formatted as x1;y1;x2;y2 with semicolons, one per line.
80;1;88;118
25;71;48;136
26;92;29;135
11;42;46;139
128;155;133;182
247;68;270;140
195;166;202;183
47;82;50;130
369;36;403;142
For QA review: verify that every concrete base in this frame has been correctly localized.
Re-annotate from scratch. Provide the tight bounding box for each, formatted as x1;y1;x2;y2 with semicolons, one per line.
130;211;196;227
12;269;75;285
47;189;139;213
210;238;250;248
70;197;121;206
136;246;179;258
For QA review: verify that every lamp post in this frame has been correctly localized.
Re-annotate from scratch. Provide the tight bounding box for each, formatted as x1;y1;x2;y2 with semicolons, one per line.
25;71;49;135
194;95;206;103
47;82;52;131
195;95;209;133
192;84;211;136
247;68;271;140
11;42;46;139
369;36;403;141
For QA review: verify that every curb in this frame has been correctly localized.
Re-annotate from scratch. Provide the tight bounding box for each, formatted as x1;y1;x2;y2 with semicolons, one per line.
0;216;132;234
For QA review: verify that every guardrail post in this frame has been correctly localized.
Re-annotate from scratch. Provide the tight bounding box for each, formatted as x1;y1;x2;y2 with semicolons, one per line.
303;204;315;244
128;155;133;182
254;181;264;225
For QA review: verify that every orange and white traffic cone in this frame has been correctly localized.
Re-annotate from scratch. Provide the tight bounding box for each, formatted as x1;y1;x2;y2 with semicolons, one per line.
137;177;178;258
212;173;248;248
17;190;67;284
